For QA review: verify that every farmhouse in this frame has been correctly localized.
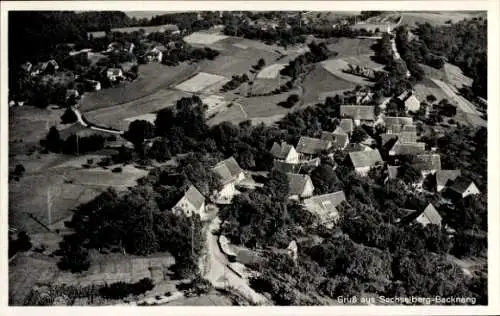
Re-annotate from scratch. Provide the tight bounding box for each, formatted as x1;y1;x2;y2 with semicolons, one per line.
303;191;347;228
339;118;354;134
389;141;426;156
320;127;349;150
348;149;383;176
296;136;332;160
340;105;375;125
106;68;124;82
270;142;299;163
213;157;245;203
447;176;480;199
436;170;461;192
173;185;206;217
287;173;314;200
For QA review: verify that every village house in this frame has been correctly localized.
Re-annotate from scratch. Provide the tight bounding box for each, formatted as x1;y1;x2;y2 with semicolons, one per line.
348;149;383;176
320;126;350;150
213;157;245;204
339;118;354;134
389;141;426;156
172;185;206;217
270;141;299;163
303;190;347;228
436;170;461;192
447;176;480;199
295;136;332;161
287;173;315;200
106;68;124;82
340;105;376;126
124;42;135;54
397;91;421;113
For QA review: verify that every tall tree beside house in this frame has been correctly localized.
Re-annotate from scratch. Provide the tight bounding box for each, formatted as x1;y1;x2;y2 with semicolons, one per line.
398;162;421;185
350;126;368;143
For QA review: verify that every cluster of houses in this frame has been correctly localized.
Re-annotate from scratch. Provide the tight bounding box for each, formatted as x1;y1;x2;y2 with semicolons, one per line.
167;96;480;235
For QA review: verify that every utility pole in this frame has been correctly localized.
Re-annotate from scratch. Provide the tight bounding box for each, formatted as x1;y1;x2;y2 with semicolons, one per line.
76;134;79;156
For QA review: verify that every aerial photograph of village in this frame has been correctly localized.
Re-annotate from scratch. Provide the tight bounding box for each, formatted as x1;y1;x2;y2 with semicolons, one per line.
6;9;488;307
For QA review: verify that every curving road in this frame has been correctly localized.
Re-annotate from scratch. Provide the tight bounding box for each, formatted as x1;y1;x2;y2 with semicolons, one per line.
202;216;268;305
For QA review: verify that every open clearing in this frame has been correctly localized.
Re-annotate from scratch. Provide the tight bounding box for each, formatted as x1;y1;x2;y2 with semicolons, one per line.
208;102;248;126
85;88;189;130
413;78;450;103
9;107;65;154
420;63;473;89
80;62;198;111
238;90;299;119
341;54;385;71
175;72;229;93
199;42;280;78
320;58;374;86
9;165;148;234
183;31;229;45
250;77;289;95
302;66;356;104
9;252;176;306
429;78;479;115
326;37;377;58
256;63;287;79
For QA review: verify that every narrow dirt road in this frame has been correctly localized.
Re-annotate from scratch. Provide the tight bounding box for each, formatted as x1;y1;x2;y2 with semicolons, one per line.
202;216;268;305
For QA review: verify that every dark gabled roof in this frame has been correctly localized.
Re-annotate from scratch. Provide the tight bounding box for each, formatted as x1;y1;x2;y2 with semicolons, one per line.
436;170;461;188
339;119;354;134
214;157;243;185
384;116;413;127
390;141;426;156
296;136;331;155
349;149;383;169
448;176;478;194
270;142;295;160
287;173;313;196
183;185;205;210
320;131;349;149
413;154;441;171
340;105;375;121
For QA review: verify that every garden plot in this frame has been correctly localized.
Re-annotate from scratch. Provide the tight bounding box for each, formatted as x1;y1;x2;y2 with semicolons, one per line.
256;63;287;79
175;72;229;93
208;102;248;126
183;32;229;45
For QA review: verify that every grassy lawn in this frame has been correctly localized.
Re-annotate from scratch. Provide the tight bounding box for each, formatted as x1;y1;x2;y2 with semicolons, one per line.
79;62;198;112
302;65;356;104
84;88;189;130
